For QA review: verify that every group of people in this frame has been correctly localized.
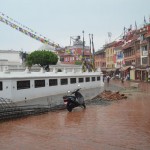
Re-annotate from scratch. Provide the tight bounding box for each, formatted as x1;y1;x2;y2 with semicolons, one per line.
103;74;128;84
103;75;111;83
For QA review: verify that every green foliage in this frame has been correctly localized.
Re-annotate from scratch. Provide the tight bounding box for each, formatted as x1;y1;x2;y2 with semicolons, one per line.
26;50;58;68
81;60;96;72
82;61;87;72
25;59;32;69
19;51;28;64
75;61;82;65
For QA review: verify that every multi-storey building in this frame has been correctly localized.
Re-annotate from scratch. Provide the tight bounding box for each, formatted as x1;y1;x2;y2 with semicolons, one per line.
113;41;124;78
114;41;124;69
130;25;149;80
140;26;148;67
57;36;91;65
121;24;150;81
94;49;106;73
144;24;150;80
105;42;116;75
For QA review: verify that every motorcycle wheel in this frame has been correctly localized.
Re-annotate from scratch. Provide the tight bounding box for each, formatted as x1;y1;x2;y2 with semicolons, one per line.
67;107;72;112
82;103;86;109
67;103;73;112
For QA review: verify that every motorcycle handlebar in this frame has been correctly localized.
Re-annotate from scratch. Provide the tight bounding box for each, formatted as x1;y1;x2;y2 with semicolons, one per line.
71;88;81;94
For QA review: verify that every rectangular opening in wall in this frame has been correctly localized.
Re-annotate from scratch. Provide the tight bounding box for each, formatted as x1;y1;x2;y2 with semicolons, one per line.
97;76;100;81
92;77;95;81
17;80;30;90
70;78;76;84
86;77;90;82
61;78;68;85
79;78;84;83
0;81;2;91
142;57;148;64
49;79;58;86
35;80;45;88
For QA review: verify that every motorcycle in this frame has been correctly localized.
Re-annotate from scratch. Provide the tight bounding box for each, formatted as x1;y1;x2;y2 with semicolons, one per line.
63;87;86;112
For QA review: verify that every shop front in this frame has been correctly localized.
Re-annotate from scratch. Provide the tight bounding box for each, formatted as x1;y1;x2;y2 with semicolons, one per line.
120;66;131;80
135;68;147;81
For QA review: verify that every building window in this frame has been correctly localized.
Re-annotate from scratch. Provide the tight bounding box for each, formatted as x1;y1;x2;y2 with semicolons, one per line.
70;78;76;84
35;80;45;88
92;77;95;81
49;79;58;86
0;81;2;91
79;78;84;83
61;78;68;85
142;57;148;64
17;80;30;90
86;77;90;82
97;76;100;81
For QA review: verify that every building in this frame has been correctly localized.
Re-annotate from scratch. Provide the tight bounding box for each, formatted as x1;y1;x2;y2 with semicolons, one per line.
57;36;92;65
105;42;116;76
0;50;22;71
113;41;124;78
94;49;106;73
114;41;124;69
121;25;150;81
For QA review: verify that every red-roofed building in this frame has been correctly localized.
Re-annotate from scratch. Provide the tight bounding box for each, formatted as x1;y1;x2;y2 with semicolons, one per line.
94;49;106;72
56;36;92;64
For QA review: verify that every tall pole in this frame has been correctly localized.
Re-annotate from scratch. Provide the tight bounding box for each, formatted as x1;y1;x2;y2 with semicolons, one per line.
82;30;85;59
89;34;91;53
91;34;95;71
82;30;86;72
70;36;71;46
89;34;92;65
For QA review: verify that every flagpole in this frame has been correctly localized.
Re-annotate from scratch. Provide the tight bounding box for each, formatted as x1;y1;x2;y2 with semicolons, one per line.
89;34;91;53
144;16;147;25
91;34;95;71
135;21;137;30
82;30;86;72
89;34;92;64
82;30;85;59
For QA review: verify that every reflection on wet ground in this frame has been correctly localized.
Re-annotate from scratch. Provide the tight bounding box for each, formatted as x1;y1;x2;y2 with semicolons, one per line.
0;89;150;150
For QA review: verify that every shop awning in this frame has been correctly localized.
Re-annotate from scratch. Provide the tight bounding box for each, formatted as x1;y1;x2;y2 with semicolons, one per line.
120;66;131;71
106;68;115;72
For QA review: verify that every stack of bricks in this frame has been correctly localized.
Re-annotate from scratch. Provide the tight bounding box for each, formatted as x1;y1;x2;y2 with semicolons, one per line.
94;90;127;101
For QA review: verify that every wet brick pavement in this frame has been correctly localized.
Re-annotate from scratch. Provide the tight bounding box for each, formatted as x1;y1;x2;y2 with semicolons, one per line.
0;80;150;150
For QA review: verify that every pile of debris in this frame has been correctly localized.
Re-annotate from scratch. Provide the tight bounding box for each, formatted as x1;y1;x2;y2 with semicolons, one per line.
93;90;127;101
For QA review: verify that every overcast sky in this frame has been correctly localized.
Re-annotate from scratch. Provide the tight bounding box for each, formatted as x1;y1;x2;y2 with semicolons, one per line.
0;0;150;52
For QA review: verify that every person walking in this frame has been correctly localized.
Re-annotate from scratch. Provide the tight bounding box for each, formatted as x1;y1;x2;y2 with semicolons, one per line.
107;75;110;83
121;77;124;83
103;74;106;82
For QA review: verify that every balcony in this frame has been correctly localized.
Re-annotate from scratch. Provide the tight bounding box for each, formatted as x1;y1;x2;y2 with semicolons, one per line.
140;39;147;46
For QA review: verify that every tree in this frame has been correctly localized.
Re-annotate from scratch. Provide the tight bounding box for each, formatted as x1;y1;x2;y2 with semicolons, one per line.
75;61;82;65
19;51;28;64
26;50;58;70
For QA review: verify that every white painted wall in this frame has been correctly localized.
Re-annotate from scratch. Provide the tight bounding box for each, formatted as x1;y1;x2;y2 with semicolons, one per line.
0;76;103;101
7;76;101;102
0;66;104;105
0;50;22;64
